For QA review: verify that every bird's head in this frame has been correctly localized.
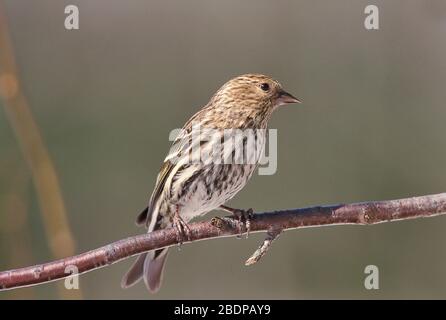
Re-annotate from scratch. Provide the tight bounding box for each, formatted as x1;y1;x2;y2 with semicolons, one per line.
216;73;300;108
197;74;302;129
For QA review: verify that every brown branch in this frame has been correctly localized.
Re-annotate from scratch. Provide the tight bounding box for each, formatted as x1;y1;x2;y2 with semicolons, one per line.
1;192;446;291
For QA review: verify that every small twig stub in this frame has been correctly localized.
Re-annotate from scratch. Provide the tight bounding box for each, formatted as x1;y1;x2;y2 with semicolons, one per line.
245;227;283;266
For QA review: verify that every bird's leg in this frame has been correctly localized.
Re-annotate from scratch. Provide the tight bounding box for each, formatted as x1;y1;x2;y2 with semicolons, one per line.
219;205;253;238
172;205;191;245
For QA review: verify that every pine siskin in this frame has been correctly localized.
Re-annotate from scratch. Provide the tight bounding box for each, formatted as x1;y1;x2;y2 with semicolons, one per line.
121;74;301;292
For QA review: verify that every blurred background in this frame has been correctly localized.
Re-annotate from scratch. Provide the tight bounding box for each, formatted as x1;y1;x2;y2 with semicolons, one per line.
1;0;446;299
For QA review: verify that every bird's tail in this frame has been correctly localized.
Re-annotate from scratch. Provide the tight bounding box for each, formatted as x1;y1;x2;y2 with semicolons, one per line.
121;248;169;293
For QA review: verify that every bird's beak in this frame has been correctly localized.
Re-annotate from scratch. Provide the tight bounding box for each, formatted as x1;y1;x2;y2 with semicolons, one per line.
276;90;302;105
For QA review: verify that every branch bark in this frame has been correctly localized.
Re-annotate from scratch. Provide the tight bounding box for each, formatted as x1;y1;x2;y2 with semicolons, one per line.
1;192;446;291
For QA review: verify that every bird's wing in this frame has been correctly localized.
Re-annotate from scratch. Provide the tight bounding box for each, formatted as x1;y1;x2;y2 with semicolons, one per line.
136;104;215;227
136;121;196;228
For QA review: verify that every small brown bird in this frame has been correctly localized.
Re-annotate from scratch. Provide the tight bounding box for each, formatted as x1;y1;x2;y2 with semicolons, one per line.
121;74;300;292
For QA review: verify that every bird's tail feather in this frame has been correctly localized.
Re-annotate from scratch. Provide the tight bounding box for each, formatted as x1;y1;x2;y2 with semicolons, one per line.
143;249;169;293
121;252;147;288
121;248;169;293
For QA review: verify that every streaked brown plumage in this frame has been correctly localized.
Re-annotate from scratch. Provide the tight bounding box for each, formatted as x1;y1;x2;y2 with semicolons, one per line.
121;74;300;292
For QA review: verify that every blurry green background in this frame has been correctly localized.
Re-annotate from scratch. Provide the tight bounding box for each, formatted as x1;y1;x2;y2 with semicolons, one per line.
1;0;446;299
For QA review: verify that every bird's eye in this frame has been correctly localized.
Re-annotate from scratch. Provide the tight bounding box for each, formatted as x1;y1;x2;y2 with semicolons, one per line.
260;83;270;92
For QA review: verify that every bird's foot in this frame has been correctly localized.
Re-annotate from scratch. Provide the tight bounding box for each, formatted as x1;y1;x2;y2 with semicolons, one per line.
172;211;191;245
219;205;253;238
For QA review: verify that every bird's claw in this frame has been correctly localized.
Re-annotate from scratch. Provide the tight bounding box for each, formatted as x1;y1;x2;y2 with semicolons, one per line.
219;205;254;238
173;214;191;246
232;208;253;239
